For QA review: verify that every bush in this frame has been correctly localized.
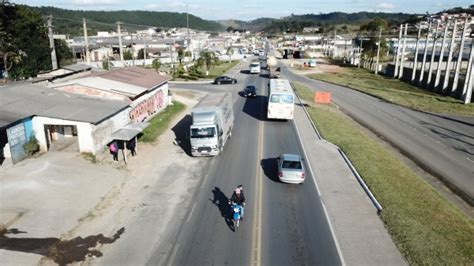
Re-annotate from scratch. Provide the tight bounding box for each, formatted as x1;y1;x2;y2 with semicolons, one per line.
23;135;40;156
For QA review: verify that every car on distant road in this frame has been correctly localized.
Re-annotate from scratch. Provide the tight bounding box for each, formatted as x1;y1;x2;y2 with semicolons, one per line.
214;76;237;85
243;85;257;97
277;153;305;184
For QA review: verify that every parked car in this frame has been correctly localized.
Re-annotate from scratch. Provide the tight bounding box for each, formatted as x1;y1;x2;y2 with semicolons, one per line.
277;154;305;184
214;76;237;85
243;85;257;97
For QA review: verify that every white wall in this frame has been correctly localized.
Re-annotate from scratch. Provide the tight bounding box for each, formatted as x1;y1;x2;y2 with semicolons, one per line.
32;117;93;153
91;107;131;153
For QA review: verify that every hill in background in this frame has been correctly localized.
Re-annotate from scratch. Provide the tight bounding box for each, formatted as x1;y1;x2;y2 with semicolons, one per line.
27;6;225;36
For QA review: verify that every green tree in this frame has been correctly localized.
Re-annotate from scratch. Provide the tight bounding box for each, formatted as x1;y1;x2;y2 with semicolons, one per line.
1;4;51;79
123;50;133;60
102;56;111;70
360;18;388;32
184;50;192;59
177;48;184;64
54;39;74;67
152;58;161;72
226;47;234;63
196;51;218;76
137;48;145;59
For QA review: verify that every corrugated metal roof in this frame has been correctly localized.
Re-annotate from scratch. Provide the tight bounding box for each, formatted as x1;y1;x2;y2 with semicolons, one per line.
52;77;146;98
110;122;149;141
91;66;170;90
63;64;93;72
0;83;129;128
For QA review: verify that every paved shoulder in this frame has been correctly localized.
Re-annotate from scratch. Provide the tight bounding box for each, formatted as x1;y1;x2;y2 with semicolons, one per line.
293;103;406;265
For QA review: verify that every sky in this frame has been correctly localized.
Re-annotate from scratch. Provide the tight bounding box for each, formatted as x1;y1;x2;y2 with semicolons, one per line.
12;0;473;21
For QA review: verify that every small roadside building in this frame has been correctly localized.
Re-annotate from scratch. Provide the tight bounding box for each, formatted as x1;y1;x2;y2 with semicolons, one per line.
50;66;171;123
0;83;129;165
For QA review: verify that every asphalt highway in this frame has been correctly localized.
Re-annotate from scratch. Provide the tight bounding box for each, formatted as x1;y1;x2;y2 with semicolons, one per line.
165;63;342;265
280;66;474;204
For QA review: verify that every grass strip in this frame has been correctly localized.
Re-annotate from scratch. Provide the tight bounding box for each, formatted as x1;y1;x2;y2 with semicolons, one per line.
204;60;240;78
140;101;185;143
308;67;474;116
293;82;474;265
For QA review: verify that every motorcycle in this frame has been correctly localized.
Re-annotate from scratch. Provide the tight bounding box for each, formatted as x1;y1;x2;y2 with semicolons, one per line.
231;202;243;231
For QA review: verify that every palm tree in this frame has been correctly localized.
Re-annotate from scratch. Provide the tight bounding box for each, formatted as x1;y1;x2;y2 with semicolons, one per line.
197;51;218;76
152;58;161;73
226;47;234;63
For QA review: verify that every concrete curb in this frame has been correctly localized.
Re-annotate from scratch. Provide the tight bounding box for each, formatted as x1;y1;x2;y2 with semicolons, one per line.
294;92;383;212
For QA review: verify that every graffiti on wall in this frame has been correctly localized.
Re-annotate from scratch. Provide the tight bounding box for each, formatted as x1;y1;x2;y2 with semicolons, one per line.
7;123;27;164
129;90;165;122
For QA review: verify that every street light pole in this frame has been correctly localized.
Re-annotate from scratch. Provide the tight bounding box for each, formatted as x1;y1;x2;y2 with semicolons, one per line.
375;27;382;75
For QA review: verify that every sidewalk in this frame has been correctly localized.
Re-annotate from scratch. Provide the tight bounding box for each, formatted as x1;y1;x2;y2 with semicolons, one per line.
293;102;406;265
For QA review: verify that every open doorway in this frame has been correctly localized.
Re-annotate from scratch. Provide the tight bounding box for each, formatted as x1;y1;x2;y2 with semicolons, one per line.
44;125;79;152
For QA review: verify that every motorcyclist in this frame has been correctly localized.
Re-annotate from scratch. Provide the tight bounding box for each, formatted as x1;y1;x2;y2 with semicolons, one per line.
229;185;246;220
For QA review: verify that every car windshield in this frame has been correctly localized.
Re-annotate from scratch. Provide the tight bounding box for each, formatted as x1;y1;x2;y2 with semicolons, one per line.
270;94;294;104
190;127;216;138
245;86;255;92
282;160;302;170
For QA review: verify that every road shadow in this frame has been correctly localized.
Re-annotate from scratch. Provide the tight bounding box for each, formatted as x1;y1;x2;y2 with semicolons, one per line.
240;70;250;74
295;102;310;107
261;157;281;183
242;95;267;121
171;114;192;157
0;227;125;265
210;187;234;231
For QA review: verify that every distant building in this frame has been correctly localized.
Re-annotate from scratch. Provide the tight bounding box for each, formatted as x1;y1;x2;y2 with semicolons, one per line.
303;27;321;33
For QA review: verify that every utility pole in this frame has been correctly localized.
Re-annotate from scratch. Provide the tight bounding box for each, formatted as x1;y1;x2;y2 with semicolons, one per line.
399;23;408;79
411;24;422;82
143;36;147;66
434;21;449;90
419;21;432;84
186;5;190;44
48;15;58;70
375;27;382;75
463;42;474;104
442;20;457;93
452;18;469;94
358;37;363;68
82;18;90;63
394;24;403;77
427;21;440;86
130;33;135;66
117;22;124;66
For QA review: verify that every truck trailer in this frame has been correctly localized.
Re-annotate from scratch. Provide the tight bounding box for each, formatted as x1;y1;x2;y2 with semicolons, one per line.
190;92;234;156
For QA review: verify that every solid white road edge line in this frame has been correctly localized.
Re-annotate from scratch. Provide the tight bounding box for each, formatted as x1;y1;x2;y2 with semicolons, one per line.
291;117;347;266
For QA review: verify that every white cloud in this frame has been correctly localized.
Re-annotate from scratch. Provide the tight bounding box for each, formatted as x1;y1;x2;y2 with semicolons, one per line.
144;3;160;9
377;2;395;10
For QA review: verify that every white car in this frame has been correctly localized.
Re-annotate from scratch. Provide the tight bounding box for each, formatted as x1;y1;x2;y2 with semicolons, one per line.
277;154;305;184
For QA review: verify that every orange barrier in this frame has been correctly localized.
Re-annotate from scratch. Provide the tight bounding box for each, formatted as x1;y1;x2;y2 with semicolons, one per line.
314;92;331;104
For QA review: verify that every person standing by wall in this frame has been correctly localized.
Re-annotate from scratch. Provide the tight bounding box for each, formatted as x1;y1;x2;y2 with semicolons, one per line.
127;138;136;156
109;141;118;161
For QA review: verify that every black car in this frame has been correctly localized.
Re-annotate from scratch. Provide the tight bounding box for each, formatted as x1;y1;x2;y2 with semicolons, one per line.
214;76;237;85
243;85;257;97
